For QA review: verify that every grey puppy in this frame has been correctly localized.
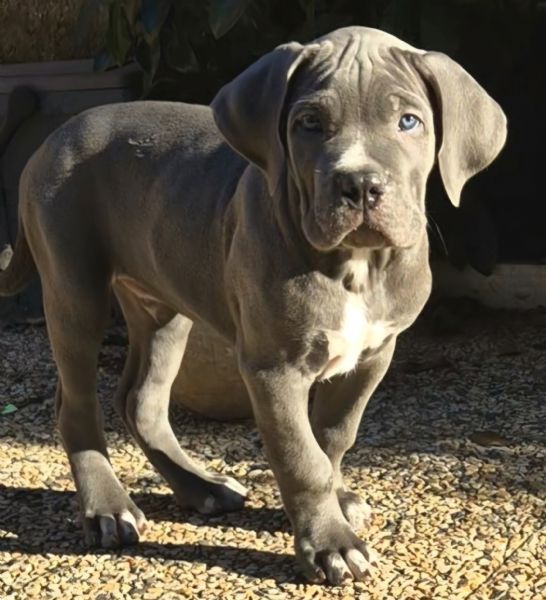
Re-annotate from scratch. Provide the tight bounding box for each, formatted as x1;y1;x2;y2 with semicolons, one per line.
0;27;506;584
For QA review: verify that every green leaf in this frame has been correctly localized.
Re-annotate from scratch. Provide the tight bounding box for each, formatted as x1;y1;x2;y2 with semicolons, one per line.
107;2;133;65
209;0;250;39
1;404;17;416
140;0;171;40
76;0;115;45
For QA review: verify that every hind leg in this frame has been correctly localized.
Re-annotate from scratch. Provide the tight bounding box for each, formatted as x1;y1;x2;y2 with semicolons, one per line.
114;282;247;514
43;280;147;548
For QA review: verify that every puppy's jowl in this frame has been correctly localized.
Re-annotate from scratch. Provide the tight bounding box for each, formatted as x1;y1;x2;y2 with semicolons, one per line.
0;27;506;584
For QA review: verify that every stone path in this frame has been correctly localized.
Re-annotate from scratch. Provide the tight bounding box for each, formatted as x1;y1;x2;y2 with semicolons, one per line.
0;304;544;599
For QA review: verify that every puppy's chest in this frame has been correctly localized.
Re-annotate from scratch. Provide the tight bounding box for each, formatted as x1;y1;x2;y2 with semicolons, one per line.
318;294;396;380
309;257;406;381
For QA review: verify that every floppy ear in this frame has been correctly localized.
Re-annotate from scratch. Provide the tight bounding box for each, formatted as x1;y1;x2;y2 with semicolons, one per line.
211;42;317;196
417;52;507;206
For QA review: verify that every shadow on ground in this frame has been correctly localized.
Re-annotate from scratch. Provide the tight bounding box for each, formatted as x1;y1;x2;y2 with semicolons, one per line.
0;484;294;582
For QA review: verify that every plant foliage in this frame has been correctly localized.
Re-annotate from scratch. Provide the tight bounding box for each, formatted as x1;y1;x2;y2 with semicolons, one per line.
83;0;543;102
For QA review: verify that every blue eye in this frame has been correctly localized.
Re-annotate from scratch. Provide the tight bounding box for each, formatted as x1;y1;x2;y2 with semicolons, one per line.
399;114;421;132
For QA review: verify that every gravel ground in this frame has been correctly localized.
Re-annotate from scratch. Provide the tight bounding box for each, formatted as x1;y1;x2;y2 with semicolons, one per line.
0;301;545;599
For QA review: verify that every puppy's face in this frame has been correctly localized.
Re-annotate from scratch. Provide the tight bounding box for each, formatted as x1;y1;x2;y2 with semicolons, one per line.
285;45;436;251
212;27;506;254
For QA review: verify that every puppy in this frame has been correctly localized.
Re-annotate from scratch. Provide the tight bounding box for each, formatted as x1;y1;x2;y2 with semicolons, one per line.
0;27;506;584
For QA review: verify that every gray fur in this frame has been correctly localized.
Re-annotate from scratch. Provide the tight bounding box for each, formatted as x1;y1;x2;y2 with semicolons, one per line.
0;27;506;583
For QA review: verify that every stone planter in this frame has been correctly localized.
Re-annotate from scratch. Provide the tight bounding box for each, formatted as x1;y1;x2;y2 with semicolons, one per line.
432;260;546;310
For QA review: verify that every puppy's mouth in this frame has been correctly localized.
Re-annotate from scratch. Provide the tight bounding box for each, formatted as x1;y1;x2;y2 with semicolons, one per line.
344;203;426;250
342;224;387;248
323;205;420;250
331;205;390;249
305;192;424;251
311;211;387;251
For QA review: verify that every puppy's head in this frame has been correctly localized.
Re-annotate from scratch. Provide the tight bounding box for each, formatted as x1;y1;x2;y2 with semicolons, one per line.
212;27;507;251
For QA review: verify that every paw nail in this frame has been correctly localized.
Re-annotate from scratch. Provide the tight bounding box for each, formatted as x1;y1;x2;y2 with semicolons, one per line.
345;548;371;579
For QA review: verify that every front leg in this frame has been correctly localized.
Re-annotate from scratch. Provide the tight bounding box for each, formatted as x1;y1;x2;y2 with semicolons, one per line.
241;362;375;585
311;340;396;529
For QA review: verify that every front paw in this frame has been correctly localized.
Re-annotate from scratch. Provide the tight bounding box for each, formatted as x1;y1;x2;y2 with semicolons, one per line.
337;489;372;530
295;516;377;585
81;491;147;549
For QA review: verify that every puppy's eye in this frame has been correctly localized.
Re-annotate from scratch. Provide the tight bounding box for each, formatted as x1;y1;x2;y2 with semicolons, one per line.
398;114;421;132
298;113;323;133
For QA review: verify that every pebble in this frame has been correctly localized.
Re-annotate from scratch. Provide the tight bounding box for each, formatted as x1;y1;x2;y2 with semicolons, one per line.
1;308;545;598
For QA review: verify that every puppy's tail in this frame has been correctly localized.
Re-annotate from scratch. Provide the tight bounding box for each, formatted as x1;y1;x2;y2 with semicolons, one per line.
0;226;36;296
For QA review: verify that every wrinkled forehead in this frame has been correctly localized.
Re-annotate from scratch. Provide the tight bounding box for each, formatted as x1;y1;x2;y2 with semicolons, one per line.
292;30;429;114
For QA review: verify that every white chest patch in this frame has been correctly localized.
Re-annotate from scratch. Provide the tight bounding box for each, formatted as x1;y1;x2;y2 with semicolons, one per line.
319;296;393;381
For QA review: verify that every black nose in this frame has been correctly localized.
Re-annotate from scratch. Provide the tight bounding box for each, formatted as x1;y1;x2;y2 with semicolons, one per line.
336;171;385;210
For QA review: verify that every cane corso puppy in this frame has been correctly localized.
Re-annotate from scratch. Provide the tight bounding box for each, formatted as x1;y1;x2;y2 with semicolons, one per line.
0;27;506;583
